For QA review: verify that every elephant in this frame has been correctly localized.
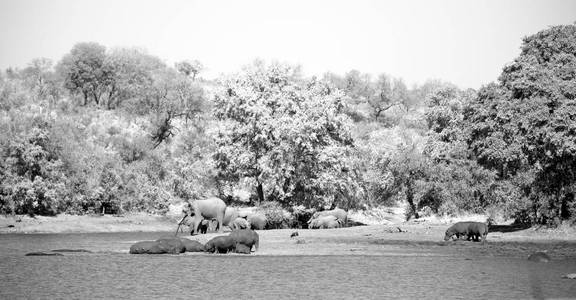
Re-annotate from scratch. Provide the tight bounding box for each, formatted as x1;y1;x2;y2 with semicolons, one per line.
229;229;259;253
185;198;227;235
230;217;250;231
222;207;240;228
309;215;340;229
179;238;205;252
197;219;210;234
205;236;236;254
444;221;488;242
309;208;348;227
320;219;340;229
246;213;267;230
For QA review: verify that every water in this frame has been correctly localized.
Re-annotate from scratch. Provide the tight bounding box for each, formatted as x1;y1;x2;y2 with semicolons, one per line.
1;232;575;299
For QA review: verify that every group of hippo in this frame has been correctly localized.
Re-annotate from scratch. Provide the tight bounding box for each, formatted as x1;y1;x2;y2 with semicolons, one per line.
129;229;259;254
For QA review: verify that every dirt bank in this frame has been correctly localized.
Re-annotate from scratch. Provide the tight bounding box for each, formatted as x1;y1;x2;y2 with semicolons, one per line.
0;213;179;234
2;212;576;260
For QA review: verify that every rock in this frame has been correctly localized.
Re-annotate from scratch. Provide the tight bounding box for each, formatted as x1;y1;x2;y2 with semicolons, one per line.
179;238;205;252
25;252;64;256
528;251;551;262
7;224;14;228
562;273;576;279
295;238;306;244
290;231;299;238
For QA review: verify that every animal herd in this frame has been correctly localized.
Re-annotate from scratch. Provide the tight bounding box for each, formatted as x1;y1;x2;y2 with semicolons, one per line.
131;198;489;255
178;198;350;234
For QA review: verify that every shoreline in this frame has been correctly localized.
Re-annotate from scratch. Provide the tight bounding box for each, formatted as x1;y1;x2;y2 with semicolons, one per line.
1;212;575;241
1;213;575;259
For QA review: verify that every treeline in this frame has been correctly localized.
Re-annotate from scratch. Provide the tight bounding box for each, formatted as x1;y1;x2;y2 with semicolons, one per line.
1;24;575;226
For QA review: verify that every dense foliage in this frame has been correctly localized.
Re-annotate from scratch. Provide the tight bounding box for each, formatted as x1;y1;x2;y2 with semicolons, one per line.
463;24;576;225
1;23;575;226
213;62;359;208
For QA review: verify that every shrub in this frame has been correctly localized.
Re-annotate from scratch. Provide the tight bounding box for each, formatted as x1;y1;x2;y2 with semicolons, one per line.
256;201;294;229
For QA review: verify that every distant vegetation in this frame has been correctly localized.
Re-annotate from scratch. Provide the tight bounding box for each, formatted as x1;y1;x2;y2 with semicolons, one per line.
1;24;575;226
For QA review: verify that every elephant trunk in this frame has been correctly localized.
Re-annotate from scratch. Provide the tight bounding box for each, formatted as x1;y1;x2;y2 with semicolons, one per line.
175;215;188;236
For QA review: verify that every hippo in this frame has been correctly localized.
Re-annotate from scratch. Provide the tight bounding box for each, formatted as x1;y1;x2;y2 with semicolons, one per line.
444;221;488;242
528;251;551;262
179;238;205;252
129;238;186;254
205;236;236;254
229;229;259;253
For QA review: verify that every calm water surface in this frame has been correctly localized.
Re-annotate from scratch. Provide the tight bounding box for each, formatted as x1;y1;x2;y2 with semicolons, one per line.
0;232;575;299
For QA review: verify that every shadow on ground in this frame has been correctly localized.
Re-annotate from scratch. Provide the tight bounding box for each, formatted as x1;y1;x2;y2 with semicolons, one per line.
489;223;531;233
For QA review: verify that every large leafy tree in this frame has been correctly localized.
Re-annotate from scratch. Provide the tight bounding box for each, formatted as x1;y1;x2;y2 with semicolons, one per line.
213;62;357;208
56;42;111;106
102;47;165;109
465;24;576;224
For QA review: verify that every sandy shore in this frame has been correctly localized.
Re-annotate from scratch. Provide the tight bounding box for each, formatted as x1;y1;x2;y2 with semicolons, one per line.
0;213;179;234
2;213;575;259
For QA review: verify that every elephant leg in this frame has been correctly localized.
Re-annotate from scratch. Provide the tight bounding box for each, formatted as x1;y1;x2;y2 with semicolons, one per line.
191;218;202;235
217;216;224;233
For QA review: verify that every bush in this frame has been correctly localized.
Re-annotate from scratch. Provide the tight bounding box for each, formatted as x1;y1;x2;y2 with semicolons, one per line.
256;201;294;229
290;205;316;228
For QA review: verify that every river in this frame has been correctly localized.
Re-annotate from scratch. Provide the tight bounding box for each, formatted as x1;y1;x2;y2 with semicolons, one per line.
0;232;575;299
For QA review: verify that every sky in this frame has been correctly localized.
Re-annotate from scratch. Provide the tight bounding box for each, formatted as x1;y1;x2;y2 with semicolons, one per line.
0;0;575;89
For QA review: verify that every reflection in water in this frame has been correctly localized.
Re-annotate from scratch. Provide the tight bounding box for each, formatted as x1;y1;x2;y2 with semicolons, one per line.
0;233;575;299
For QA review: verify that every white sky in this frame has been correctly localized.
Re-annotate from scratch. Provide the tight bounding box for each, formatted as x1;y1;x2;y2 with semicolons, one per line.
0;0;575;89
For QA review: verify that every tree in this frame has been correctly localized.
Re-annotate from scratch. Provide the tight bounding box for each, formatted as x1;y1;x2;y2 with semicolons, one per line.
464;24;576;225
423;86;495;215
213;61;357;208
175;60;203;80
56;42;111;106
0;125;67;216
367;74;408;122
103;47;165;109
143;69;205;148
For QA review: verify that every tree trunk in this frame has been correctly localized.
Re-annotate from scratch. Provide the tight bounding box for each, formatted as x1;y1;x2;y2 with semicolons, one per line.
93;91;100;105
83;91;88;106
256;181;265;205
405;180;419;220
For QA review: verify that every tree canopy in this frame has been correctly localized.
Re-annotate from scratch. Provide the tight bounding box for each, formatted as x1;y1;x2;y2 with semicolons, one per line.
213;62;358;208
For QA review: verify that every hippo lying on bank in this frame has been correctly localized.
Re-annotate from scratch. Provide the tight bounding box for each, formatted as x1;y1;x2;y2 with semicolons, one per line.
129;237;193;254
444;221;488;242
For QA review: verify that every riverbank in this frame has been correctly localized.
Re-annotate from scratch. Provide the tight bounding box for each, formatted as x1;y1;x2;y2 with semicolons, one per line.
0;213;179;234
2;211;576;260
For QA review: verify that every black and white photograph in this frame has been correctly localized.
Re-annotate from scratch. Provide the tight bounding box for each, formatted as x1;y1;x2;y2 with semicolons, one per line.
1;0;576;298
